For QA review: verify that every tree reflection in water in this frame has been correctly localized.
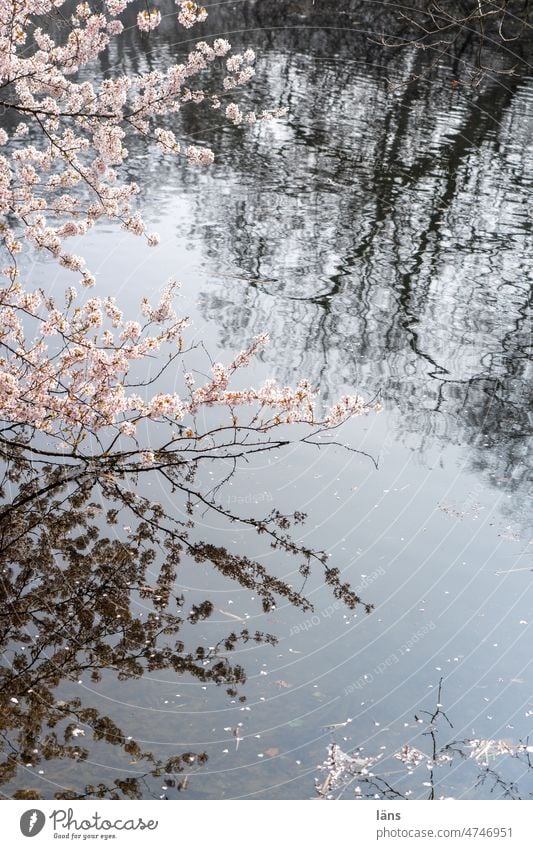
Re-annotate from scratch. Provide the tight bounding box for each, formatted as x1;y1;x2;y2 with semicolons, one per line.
0;442;371;799
178;5;531;528
1;0;531;802
318;680;533;800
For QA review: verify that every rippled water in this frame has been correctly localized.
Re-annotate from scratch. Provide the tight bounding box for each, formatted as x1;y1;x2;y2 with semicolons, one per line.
2;1;532;800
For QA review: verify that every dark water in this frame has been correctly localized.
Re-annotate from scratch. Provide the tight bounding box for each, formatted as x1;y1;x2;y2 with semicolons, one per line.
1;1;532;800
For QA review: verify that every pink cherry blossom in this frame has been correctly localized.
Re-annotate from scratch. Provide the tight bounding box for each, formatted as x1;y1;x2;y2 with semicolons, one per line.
0;0;376;457
137;9;161;32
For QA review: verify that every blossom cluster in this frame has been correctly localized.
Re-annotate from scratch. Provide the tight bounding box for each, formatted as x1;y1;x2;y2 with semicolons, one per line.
0;0;374;453
0;277;372;446
0;0;275;291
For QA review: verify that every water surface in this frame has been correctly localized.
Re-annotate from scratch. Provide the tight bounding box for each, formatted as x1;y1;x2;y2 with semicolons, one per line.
2;1;532;800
